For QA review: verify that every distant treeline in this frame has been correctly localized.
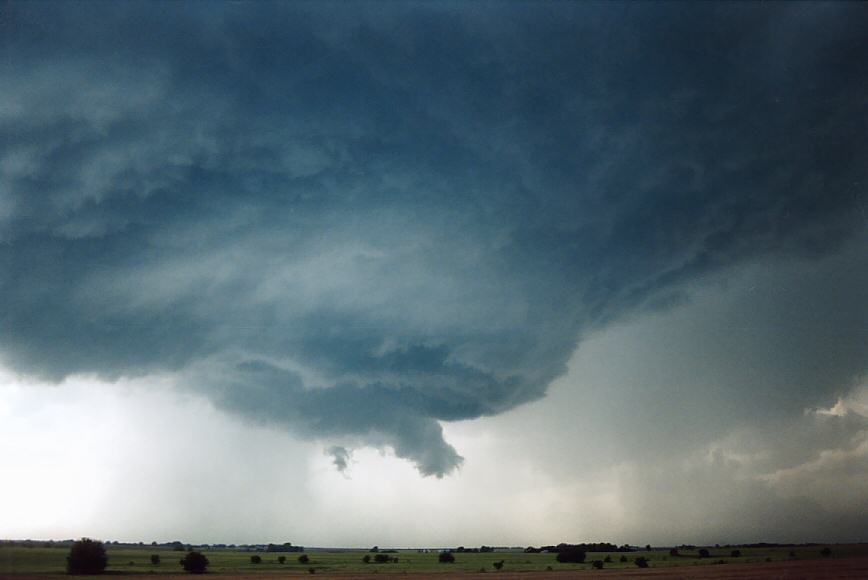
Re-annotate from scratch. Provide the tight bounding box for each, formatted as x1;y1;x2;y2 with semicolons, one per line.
524;543;634;553
453;546;496;553
0;539;302;552
265;543;305;552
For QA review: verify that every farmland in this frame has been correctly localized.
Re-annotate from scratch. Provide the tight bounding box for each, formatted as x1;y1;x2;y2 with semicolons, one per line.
2;542;868;577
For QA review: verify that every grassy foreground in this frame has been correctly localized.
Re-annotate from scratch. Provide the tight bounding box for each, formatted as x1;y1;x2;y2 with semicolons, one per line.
2;544;867;576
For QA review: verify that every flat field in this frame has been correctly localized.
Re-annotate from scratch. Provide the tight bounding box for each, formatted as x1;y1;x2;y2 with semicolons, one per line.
2;544;868;578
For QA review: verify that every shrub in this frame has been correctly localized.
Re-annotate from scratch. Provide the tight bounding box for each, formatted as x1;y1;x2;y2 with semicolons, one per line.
299;554;310;564
308;567;316;574
492;560;504;570
730;550;741;558
821;547;831;558
150;554;160;565
66;538;108;575
669;548;679;557
439;551;455;563
373;553;391;563
179;551;209;574
250;555;262;564
698;548;710;558
278;556;286;564
592;560;604;569
619;555;628;563
362;555;371;564
555;548;586;563
635;556;649;568
603;555;612;563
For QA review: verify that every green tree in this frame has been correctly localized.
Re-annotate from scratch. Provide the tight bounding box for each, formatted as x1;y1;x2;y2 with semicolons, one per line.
179;551;209;574
66;538;107;575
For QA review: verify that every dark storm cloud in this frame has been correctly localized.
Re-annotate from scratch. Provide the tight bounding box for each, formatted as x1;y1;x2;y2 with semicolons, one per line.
1;2;866;475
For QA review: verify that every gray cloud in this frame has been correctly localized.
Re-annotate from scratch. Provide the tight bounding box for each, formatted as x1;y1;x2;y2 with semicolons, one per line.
1;2;867;475
327;446;352;474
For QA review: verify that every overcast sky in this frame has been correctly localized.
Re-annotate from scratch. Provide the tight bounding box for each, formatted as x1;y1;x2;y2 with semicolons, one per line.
2;1;867;546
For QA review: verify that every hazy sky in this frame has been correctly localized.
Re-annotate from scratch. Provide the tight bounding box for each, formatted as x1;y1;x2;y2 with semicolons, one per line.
2;1;867;546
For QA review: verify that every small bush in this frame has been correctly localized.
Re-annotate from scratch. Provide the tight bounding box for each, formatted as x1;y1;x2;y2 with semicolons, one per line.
299;554;310;564
555;548;586;563
373;554;391;563
698;548;710;559
439;551;455;563
362;554;371;564
603;555;612;563
250;555;262;564
179;551;209;574
619;555;628;563
151;554;160;565
67;538;108;575
308;567;316;574
278;556;286;564
730;550;741;558
821;547;831;558
592;560;603;569
545;566;553;571
492;560;504;570
669;548;679;557
635;556;649;568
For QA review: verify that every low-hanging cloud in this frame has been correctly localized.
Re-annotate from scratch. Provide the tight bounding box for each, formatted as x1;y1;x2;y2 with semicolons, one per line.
1;2;867;476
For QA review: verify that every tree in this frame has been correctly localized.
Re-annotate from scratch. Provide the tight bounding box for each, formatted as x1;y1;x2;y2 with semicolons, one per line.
362;555;371;564
150;554;161;565
592;560;604;569
299;554;310;564
438;551;455;563
250;555;262;564
67;538;107;575
179;551;209;574
555;548;586;563
634;556;649;568
278;556;286;564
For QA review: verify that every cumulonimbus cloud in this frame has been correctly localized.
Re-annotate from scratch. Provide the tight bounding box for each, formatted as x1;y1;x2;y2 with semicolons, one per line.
1;2;866;475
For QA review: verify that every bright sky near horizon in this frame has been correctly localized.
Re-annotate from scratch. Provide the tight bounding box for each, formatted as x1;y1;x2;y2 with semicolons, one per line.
1;1;867;546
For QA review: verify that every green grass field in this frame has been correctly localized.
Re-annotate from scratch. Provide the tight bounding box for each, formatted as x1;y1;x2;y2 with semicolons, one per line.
2;544;866;576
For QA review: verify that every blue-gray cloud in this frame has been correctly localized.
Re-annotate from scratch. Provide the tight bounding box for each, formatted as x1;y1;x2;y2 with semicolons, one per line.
1;2;866;475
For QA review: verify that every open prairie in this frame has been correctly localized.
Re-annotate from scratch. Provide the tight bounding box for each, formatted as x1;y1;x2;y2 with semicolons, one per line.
3;545;868;578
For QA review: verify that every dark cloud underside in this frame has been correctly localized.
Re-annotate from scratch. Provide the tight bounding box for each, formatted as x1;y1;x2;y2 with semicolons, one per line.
1;2;866;475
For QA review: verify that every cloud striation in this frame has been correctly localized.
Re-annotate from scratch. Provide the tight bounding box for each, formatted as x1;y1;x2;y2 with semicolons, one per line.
1;2;867;475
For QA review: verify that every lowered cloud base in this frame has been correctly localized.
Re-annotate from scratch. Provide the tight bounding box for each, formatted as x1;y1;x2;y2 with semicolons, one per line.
1;1;867;542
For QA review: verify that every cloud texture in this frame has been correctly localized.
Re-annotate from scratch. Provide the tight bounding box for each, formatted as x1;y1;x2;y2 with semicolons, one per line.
2;2;867;475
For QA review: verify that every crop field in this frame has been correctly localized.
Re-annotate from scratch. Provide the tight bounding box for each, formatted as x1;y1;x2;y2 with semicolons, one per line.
3;544;868;577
